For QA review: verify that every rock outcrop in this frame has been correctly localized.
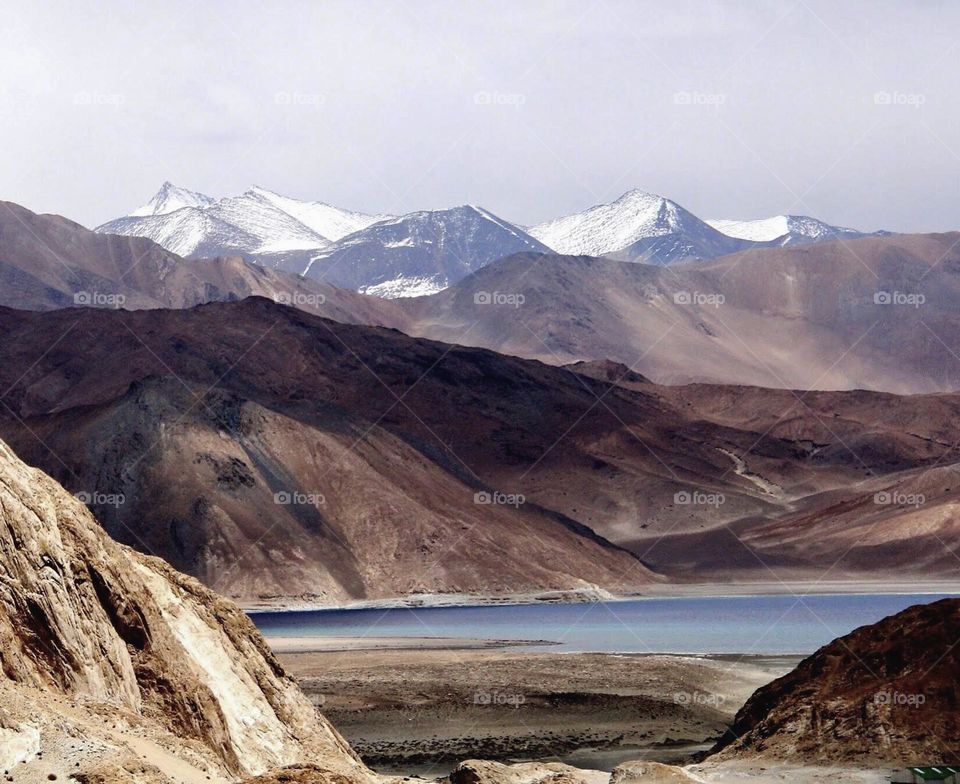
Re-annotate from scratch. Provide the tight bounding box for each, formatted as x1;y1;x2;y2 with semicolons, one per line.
609;762;699;784
449;759;608;784
710;598;960;763
448;760;699;784
0;439;368;782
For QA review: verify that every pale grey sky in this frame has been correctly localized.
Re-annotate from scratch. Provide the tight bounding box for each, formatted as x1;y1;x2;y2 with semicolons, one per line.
1;0;958;232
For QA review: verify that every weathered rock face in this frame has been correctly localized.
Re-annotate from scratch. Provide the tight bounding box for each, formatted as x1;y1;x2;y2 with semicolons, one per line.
710;598;960;764
0;439;366;780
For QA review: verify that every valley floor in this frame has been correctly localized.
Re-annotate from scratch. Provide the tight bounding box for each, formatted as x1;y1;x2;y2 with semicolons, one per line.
275;643;799;776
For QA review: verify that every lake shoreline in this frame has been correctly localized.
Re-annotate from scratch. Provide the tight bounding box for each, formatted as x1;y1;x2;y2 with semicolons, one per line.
252;592;960;656
242;579;960;614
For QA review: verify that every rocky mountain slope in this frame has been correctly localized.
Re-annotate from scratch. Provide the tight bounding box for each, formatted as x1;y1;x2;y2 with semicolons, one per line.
0;437;368;782
620;381;960;579
710;598;960;763
0;200;405;326
0;300;656;604
398;232;960;394
1;300;959;601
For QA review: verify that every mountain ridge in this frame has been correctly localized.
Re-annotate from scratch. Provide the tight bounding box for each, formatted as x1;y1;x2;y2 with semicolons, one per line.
95;184;886;293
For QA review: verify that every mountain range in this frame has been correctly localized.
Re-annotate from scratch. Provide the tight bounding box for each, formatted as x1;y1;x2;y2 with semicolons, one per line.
4;198;958;604
2;294;960;605
0;199;404;323
396;232;960;394
1;189;957;776
5;201;956;395
95;183;884;297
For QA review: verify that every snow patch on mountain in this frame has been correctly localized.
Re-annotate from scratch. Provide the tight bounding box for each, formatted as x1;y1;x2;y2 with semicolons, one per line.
99;183;333;260
99;207;261;258
359;275;447;298
528;189;752;265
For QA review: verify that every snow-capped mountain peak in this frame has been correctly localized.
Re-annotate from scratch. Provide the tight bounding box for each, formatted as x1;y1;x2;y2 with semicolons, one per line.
706;214;866;245
302;203;551;297
612;188;669;207
528;189;712;260
129;181;216;217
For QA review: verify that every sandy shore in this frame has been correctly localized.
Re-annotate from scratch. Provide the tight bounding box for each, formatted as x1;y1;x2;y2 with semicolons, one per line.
276;645;800;776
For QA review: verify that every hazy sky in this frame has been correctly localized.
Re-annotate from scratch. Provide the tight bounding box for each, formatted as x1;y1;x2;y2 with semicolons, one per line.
2;0;958;232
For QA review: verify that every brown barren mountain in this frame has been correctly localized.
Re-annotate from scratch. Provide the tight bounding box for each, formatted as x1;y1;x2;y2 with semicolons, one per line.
710;598;960;763
0;437;369;782
0;300;959;602
0;300;658;604
398;234;960;394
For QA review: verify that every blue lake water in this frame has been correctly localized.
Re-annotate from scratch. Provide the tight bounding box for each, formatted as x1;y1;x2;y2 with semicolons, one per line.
250;593;957;654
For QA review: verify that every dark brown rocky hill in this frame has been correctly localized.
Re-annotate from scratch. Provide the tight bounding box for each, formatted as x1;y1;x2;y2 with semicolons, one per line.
711;598;960;763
